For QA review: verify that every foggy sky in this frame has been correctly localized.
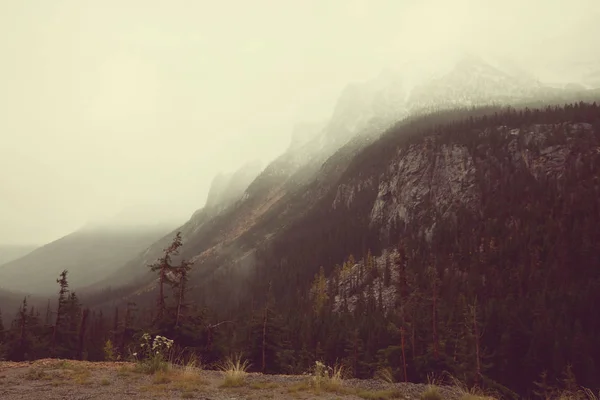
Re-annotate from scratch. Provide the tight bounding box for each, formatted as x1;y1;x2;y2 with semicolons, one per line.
1;0;599;246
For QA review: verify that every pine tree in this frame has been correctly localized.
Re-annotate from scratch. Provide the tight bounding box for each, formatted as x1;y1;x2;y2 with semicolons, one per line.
174;258;194;327
52;270;70;351
311;266;329;316
148;232;187;324
9;297;30;361
0;308;5;343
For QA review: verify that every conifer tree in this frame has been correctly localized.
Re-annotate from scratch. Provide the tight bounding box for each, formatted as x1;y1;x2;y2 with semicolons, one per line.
52;270;70;351
148;232;188;324
174;258;194;327
0;309;5;343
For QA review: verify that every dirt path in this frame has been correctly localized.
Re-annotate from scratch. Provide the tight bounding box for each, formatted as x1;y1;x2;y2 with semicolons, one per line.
0;359;464;400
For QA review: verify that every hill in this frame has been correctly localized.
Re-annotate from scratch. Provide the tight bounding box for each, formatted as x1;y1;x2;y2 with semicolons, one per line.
0;226;171;295
0;245;37;266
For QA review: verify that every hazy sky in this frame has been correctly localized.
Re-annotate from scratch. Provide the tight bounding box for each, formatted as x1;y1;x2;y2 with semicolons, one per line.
1;0;599;245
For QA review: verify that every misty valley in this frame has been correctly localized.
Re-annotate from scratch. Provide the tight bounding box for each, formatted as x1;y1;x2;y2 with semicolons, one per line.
2;2;600;400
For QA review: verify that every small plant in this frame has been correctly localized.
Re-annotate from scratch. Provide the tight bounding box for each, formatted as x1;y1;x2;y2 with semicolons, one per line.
307;361;347;394
218;354;250;388
375;367;396;384
135;333;174;374
103;339;118;361
311;361;329;390
100;378;111;386
445;374;496;400
420;385;443;400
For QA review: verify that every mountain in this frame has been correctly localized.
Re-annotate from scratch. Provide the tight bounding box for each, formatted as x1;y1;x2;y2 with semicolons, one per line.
0;224;172;295
406;53;548;112
204;160;264;212
87;55;600;308
83;160;265;293
81;56;600;394
0;245;37;266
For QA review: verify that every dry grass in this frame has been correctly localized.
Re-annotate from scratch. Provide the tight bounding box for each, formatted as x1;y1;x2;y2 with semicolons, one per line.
250;381;279;389
309;361;348;394
218;354;250;388
356;388;404;400
23;361;92;385
374;367;396;384
420;385;443;400
554;387;600;400
446;374;497;400
287;381;311;393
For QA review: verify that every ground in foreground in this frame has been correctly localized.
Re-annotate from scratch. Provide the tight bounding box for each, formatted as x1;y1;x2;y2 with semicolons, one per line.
0;359;482;400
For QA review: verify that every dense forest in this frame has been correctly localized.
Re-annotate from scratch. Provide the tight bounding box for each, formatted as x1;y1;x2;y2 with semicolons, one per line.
1;102;600;399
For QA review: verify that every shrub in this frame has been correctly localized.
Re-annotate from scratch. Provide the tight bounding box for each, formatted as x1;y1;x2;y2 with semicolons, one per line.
218;354;250;388
420;385;443;400
134;333;174;375
103;340;118;361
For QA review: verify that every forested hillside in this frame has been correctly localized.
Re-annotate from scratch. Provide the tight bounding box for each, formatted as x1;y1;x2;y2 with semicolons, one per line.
1;102;600;399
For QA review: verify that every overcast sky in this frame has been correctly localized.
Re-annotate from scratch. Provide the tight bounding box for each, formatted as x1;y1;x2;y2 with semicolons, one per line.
1;0;599;246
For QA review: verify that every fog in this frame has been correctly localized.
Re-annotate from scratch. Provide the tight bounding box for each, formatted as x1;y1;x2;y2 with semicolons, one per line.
1;0;598;246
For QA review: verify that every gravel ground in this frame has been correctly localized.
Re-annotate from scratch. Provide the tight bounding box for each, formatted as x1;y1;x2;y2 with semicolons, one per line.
0;359;467;400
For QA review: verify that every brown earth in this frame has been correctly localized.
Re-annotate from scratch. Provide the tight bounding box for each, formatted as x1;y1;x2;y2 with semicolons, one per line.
0;359;471;400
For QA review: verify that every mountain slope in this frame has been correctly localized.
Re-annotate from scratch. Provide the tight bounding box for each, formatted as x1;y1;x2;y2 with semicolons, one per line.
0;245;37;266
0;226;171;294
91;57;600;301
88;101;600;395
82;57;600;394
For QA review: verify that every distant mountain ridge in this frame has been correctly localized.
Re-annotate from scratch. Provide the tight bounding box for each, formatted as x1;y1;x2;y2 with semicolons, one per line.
0;225;172;295
0;244;37;266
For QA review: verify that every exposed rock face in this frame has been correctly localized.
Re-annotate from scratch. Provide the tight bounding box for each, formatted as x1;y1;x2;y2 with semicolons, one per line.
325;69;407;146
325;121;600;312
407;54;546;113
289;122;324;150
204;161;263;211
368;142;479;238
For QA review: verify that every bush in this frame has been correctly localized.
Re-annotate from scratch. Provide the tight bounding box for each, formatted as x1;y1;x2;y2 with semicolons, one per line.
134;333;174;375
103;340;118;361
219;354;250;388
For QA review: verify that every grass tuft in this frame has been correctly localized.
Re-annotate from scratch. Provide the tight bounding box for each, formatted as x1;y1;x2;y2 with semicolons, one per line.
218;354;250;388
420;384;443;400
374;367;396;384
135;354;170;375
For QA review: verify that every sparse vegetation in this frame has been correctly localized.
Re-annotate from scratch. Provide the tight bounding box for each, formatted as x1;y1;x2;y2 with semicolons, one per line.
420;385;443;400
134;333;173;374
250;381;279;389
356;388;404;400
103;339;118;361
218;354;250;387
